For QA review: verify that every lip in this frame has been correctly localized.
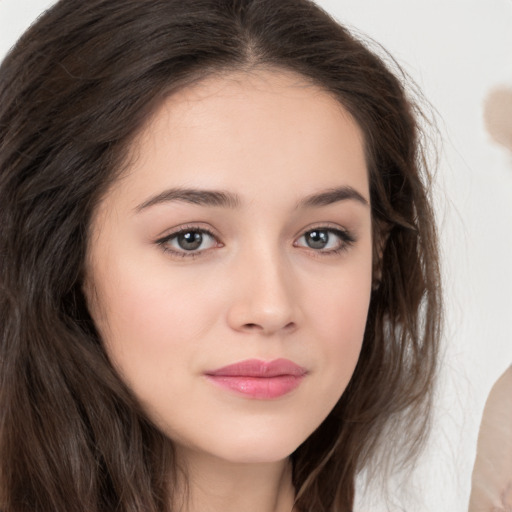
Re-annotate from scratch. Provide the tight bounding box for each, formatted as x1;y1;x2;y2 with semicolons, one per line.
204;358;307;399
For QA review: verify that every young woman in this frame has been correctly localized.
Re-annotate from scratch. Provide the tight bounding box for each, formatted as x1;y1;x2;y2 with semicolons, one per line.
0;1;442;511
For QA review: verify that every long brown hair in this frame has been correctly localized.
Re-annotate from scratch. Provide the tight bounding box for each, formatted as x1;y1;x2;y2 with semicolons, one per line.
0;1;442;510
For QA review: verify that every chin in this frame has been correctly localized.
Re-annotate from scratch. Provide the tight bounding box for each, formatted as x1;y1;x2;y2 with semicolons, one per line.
170;422;311;466
203;442;298;465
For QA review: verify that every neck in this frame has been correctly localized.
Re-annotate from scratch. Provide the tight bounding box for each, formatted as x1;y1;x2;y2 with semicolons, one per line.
173;448;296;512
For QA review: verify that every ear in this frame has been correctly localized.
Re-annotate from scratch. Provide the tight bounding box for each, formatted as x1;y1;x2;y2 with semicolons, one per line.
372;220;391;291
484;86;512;153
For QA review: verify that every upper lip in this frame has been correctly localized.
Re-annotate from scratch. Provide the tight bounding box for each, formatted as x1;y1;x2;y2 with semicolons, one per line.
205;358;307;378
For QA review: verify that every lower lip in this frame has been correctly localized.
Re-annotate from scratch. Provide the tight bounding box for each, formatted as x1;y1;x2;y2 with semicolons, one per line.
205;375;304;399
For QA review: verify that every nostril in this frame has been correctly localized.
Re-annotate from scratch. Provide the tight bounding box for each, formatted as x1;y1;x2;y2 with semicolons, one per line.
241;321;297;334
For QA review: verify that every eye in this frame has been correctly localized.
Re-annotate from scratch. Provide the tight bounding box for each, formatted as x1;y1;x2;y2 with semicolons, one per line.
156;227;220;256
295;228;355;253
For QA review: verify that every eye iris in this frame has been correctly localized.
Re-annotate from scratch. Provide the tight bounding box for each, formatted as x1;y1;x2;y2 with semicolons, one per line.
306;230;329;249
177;231;203;250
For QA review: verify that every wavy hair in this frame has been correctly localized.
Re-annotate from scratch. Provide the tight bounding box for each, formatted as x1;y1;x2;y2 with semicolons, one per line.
0;0;442;510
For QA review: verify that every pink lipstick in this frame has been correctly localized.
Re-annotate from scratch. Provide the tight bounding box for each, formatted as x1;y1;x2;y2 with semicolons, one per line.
205;359;307;399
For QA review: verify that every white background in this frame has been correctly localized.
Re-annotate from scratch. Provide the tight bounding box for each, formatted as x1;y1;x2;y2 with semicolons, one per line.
1;1;511;511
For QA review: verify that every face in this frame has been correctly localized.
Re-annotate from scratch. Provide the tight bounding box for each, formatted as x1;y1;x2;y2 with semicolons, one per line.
85;69;373;465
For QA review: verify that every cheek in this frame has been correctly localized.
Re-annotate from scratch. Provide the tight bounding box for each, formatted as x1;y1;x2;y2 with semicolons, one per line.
307;249;372;329
86;250;218;385
302;256;372;390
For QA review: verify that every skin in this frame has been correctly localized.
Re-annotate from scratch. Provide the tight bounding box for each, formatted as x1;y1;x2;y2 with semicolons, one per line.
85;69;373;512
468;367;512;511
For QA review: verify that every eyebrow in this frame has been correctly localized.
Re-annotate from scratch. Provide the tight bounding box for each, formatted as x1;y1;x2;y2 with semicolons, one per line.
135;185;368;212
296;186;369;209
135;188;241;211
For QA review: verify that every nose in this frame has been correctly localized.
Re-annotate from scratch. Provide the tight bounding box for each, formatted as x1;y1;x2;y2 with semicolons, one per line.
226;248;300;336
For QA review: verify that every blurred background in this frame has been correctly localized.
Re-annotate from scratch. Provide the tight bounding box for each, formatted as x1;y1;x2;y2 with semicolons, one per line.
1;1;511;510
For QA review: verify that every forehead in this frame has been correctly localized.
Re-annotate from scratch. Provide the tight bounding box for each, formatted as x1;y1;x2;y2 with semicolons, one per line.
107;68;369;211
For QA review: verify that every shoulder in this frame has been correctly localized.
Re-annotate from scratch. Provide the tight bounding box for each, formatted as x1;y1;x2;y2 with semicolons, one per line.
468;366;512;512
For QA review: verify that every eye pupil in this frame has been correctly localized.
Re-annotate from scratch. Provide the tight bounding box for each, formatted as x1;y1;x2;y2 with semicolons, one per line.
177;231;203;250
306;230;329;249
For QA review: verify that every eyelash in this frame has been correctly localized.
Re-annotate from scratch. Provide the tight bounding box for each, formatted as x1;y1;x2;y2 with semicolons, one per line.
155;225;220;259
294;226;356;256
155;225;356;259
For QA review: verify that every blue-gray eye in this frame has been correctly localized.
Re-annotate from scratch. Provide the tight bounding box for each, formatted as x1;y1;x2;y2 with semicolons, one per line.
305;230;330;249
296;228;353;251
177;231;203;251
161;229;217;253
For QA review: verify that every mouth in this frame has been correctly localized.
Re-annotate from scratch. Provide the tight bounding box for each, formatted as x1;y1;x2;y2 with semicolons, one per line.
204;358;307;399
